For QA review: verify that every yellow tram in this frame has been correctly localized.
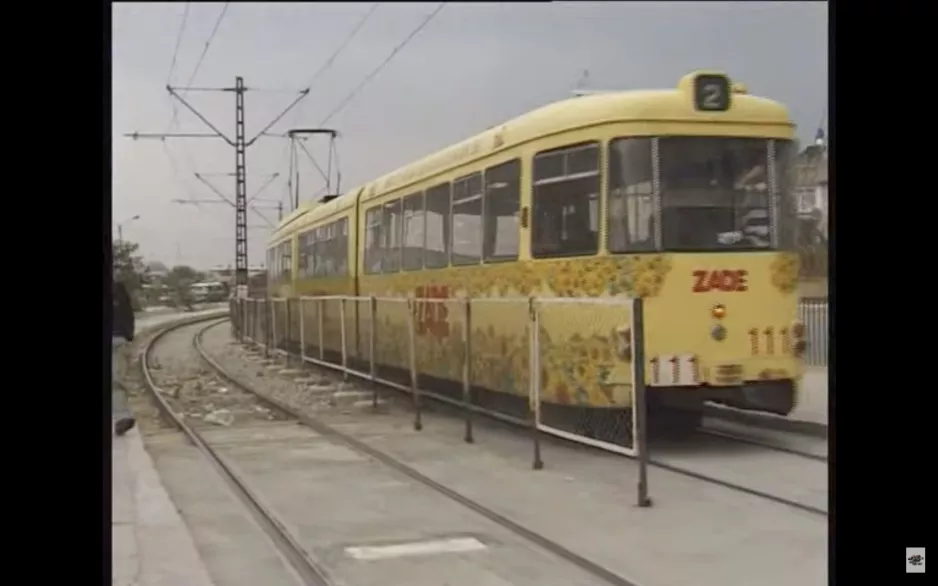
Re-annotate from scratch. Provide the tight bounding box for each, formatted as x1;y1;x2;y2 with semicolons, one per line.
262;71;807;438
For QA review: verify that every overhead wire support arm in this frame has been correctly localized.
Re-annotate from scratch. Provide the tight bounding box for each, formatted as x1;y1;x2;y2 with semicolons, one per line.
124;132;223;140
194;173;236;207
169;85;238;92
247;172;281;204
172;198;229;205
246;89;310;147
260;132;310;140
166;84;235;145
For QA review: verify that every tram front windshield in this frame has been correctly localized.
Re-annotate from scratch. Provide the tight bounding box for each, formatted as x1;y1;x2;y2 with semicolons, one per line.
607;137;794;253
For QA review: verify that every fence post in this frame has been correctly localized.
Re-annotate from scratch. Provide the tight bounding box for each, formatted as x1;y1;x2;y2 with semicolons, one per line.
230;299;236;339
317;299;325;361
528;297;544;470
632;296;652;507
273;300;281;356
253;299;259;345
299;298;306;361
339;298;348;380
264;299;271;359
462;298;474;444
370;296;378;408
239;298;245;341
285;299;292;362
238;299;244;341
407;297;422;431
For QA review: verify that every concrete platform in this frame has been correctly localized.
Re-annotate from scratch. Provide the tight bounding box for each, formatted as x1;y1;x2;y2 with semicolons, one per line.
112;426;216;586
795;366;828;425
200;330;828;586
147;421;616;586
316;411;827;586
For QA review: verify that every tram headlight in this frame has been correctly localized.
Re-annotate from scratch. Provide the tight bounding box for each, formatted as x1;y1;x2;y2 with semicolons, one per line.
711;304;726;319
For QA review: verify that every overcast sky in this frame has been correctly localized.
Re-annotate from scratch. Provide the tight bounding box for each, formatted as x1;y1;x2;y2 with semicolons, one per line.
112;1;828;271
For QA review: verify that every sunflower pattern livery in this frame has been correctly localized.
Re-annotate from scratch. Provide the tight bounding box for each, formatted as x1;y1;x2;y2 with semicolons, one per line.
770;252;800;295
356;255;673;406
360;254;673;299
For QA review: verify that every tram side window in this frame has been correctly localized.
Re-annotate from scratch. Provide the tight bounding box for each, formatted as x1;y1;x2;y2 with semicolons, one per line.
297;231;313;278
381;199;403;273
402;193;426;271
335;218;349;276
309;227;321;276
532;142;600;258
320;225;334;276
451;173;483;266
608;138;656;252
364;208;382;274
328;223;340;276
297;234;306;278
425;183;451;269
323;219;347;277
280;242;292;281
483;159;520;261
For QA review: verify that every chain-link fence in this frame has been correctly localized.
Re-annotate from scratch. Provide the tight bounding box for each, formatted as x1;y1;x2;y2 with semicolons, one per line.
231;294;651;504
531;297;638;456
243;294;647;454
798;298;828;367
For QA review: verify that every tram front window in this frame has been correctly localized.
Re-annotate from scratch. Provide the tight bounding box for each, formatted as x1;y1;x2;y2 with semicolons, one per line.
607;137;794;253
659;137;779;251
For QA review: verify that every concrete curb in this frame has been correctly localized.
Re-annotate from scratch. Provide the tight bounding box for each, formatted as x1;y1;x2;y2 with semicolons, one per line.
702;404;828;438
115;428;218;586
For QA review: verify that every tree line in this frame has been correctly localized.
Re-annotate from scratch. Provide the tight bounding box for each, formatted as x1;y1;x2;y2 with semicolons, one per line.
113;240;223;311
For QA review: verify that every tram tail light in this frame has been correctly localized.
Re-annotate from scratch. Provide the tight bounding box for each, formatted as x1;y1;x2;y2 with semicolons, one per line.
792;321;805;338
792;320;807;357
711;304;726;319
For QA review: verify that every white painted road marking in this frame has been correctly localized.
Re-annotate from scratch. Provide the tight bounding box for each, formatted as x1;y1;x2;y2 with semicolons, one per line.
344;537;488;561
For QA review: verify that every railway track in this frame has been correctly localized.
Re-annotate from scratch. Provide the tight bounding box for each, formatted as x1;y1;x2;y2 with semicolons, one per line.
140;315;643;586
142;317;334;586
696;422;828;463
646;436;826;516
209;320;828;518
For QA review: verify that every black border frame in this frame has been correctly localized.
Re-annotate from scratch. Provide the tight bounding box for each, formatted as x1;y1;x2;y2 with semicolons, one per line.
831;1;931;581
23;1;937;583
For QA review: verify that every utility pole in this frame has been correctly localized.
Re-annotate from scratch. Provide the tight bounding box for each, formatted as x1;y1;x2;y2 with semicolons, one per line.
234;76;248;297
125;77;309;298
116;214;140;246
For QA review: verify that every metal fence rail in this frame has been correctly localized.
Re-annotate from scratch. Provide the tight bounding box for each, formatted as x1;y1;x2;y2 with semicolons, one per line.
798;298;828;367
235;296;829;367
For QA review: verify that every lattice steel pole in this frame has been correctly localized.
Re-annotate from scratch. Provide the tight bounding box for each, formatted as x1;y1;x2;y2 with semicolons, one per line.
125;78;310;298
234;76;248;296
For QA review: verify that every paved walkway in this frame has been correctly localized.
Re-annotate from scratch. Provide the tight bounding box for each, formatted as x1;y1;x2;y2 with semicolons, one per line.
112;309;225;586
112;426;216;586
795;366;828;425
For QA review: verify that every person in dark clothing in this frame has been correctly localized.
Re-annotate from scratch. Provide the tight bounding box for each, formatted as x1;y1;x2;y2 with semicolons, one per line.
113;280;136;436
